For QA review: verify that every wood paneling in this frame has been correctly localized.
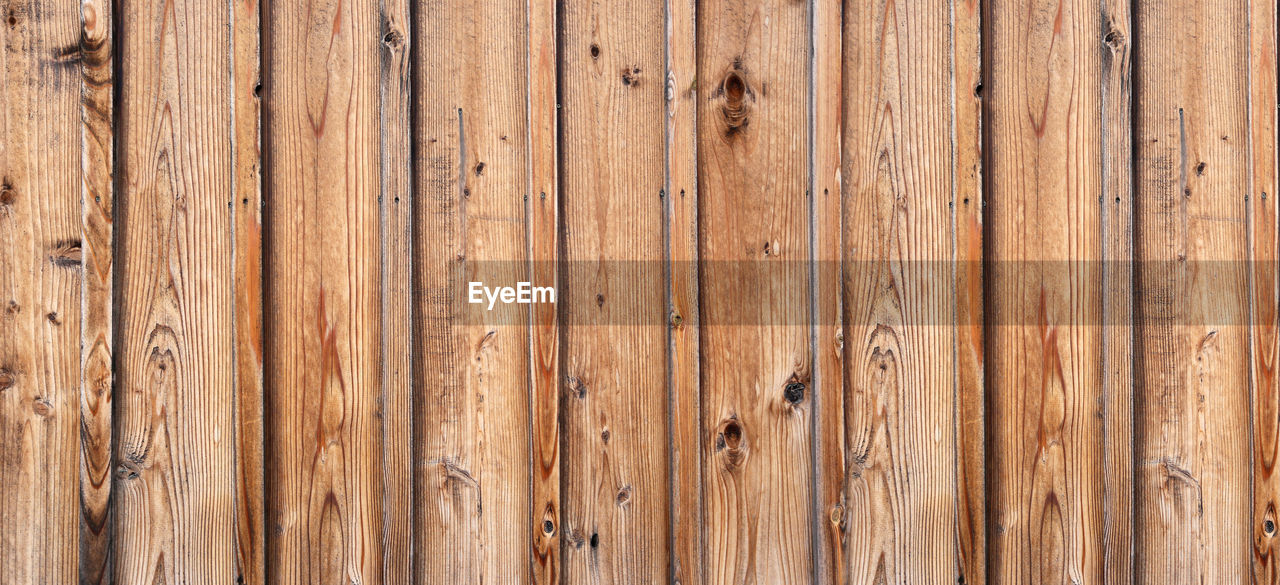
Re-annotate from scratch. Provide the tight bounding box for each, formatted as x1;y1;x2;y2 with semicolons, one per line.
0;0;82;582
114;0;236;581
262;0;385;580
2;2;1279;584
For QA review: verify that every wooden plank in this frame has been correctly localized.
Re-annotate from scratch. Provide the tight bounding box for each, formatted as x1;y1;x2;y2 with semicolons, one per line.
841;0;961;581
666;0;701;580
986;0;1107;582
697;0;813;581
1132;0;1253;580
812;0;845;581
1100;0;1135;582
0;0;83;581
262;0;385;580
414;0;533;581
558;0;669;582
113;0;236;579
527;0;558;582
957;0;983;578
952;0;985;580
231;0;264;582
79;0;115;579
1248;0;1280;578
378;0;413;579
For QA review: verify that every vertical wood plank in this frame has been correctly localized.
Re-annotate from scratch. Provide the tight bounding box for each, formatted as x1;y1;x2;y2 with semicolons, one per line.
1100;0;1135;582
232;0;264;582
0;0;83;581
528;0;559;580
114;0;236;579
79;0;115;579
378;0;413;579
952;0;985;580
841;0;961;581
559;0;669;582
262;0;385;579
414;0;533;581
697;0;813;582
986;0;1106;582
665;0;701;580
812;0;845;580
1249;0;1280;576
1133;0;1253;581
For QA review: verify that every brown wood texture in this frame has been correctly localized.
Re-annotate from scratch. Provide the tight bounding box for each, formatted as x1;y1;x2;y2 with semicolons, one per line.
6;2;1280;584
113;0;237;581
0;0;82;582
262;0;386;581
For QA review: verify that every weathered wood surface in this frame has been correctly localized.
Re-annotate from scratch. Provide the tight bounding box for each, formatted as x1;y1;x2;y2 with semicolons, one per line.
0;0;82;582
3;2;1280;584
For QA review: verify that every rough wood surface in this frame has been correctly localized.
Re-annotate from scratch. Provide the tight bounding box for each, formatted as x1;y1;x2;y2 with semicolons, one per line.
262;0;385;580
113;0;236;580
1133;0;1253;580
559;1;669;582
232;0;264;582
528;0;559;581
985;0;1107;582
697;0;814;582
377;0;413;579
414;0;533;582
0;0;83;582
4;3;1280;583
842;0;960;581
79;0;116;579
665;0;701;581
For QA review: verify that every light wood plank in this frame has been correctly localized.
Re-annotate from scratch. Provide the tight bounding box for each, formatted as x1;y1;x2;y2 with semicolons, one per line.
842;0;961;581
666;0;701;580
1248;0;1280;578
378;0;414;579
1133;0;1253;581
231;0;264;582
113;0;236;579
262;0;385;580
414;0;533;581
79;0;116;579
697;0;814;582
986;0;1107;582
528;0;559;581
1100;0;1135;582
559;0;669;582
812;0;845;581
0;0;84;582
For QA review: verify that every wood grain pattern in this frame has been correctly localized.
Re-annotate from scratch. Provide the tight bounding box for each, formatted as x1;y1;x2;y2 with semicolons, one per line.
1100;0;1135;582
986;0;1106;582
377;0;413;579
559;1;669;582
262;0;385;580
0;0;83;582
1133;0;1253;581
842;0;960;581
1248;0;1280;579
697;0;813;582
114;0;236;580
812;0;845;581
232;0;264;582
665;0;701;581
528;0;558;580
79;0;116;579
414;0;533;582
952;0;985;580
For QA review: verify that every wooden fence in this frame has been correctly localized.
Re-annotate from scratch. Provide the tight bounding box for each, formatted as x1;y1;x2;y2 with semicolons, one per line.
2;0;1278;582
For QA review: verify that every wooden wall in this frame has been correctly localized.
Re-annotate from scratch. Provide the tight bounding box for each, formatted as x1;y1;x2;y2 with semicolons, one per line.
1;0;1278;583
